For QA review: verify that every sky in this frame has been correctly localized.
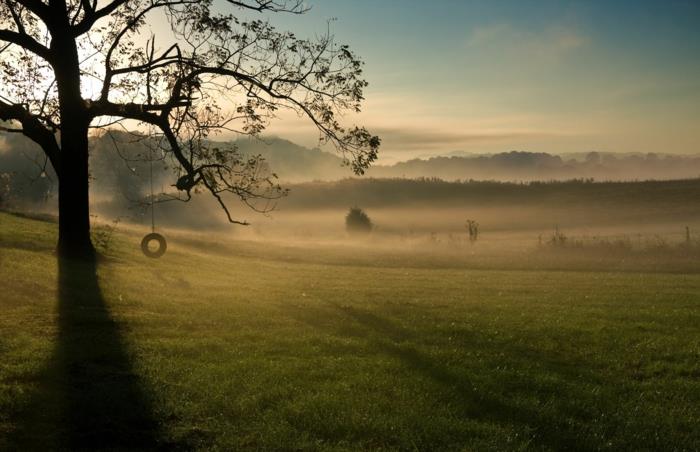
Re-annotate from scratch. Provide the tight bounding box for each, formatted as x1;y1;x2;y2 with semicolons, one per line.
247;0;700;163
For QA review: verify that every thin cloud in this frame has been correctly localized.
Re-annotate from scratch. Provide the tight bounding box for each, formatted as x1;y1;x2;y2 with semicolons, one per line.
465;23;589;60
372;128;563;151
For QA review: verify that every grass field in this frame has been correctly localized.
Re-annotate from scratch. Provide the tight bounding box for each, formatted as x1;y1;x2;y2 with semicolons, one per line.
0;211;699;450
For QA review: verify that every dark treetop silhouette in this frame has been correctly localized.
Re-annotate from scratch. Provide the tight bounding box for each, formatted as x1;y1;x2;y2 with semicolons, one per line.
0;0;379;259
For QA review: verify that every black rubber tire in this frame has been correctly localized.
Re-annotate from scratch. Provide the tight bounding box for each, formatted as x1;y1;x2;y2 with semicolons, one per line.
141;232;167;258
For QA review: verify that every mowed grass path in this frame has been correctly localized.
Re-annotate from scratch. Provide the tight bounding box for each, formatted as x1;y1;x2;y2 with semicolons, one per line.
0;212;698;451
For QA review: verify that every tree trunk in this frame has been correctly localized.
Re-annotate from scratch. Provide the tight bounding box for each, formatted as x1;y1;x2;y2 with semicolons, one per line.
57;126;95;260
52;10;96;261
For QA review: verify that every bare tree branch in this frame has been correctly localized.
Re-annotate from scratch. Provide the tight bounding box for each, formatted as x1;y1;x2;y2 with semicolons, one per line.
0;100;59;170
0;29;53;62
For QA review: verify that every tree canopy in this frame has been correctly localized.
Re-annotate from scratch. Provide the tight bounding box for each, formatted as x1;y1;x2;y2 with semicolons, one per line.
0;0;379;232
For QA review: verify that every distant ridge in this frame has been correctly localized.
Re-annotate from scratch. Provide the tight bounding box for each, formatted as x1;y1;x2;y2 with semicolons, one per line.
233;137;345;182
235;137;700;182
2;131;700;185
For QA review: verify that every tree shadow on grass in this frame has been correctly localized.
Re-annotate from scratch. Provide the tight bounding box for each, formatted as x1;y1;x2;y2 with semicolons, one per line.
342;306;601;449
10;257;169;450
288;303;595;450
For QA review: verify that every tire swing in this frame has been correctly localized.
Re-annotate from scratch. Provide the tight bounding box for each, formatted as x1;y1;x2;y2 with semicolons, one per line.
141;231;166;258
141;148;167;258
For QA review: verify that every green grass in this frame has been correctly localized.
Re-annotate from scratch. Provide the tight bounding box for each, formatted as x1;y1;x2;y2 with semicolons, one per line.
0;211;699;450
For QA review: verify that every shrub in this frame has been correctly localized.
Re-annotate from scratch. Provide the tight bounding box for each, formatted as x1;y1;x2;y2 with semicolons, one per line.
91;217;121;254
466;219;479;243
549;226;567;247
345;207;372;235
0;173;12;209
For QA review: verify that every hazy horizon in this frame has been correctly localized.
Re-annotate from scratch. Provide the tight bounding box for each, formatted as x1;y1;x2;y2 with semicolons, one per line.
252;135;700;166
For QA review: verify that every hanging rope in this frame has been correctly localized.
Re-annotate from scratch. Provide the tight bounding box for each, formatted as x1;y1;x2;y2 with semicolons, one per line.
141;145;167;258
150;144;155;233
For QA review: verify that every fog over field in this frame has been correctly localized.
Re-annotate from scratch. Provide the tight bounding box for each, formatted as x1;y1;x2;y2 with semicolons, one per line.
2;131;700;235
2;130;699;280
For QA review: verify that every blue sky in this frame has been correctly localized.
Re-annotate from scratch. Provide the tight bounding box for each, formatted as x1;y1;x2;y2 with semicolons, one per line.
259;0;700;161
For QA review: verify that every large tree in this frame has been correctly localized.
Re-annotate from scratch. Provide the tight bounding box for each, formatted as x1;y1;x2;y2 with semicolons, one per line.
0;0;379;259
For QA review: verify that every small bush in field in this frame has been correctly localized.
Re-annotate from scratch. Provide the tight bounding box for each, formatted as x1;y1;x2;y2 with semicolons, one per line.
91;217;121;254
0;173;12;209
549;226;567;247
466;219;479;243
346;207;372;235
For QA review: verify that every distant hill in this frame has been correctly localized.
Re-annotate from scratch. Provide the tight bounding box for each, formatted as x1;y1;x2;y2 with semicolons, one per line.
233;137;347;182
236;138;700;182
